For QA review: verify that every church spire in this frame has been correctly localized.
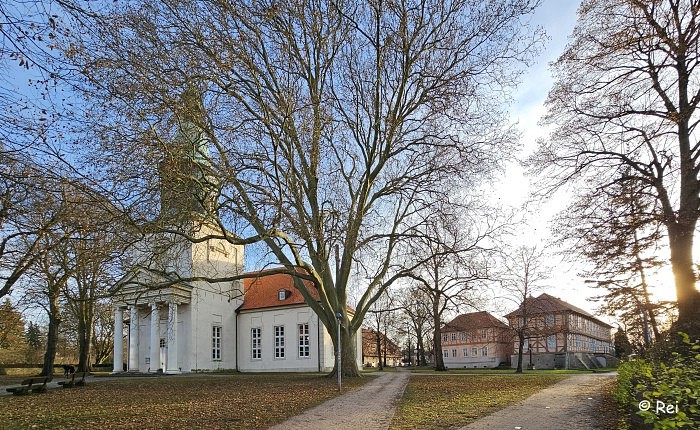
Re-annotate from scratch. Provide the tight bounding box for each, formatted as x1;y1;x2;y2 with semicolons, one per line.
159;85;219;223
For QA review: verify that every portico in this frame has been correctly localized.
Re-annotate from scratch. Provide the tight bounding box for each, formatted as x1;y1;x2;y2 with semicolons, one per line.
112;283;192;374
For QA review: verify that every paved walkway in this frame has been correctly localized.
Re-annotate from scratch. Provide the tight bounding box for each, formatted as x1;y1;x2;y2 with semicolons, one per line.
268;370;410;430
459;373;617;430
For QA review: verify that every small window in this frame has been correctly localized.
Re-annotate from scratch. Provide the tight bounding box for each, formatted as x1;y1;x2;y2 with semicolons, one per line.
471;347;478;356
460;332;466;341
481;329;487;339
547;335;556;350
160;338;166;348
481;346;488;356
451;349;457;358
443;350;448;358
546;315;555;327
251;328;262;359
523;338;529;350
274;325;285;359
212;326;222;361
278;289;286;301
442;334;448;342
462;348;468;357
451;333;456;341
298;323;310;358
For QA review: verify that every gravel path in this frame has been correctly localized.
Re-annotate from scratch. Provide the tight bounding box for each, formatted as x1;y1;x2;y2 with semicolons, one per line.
458;373;617;430
268;370;410;430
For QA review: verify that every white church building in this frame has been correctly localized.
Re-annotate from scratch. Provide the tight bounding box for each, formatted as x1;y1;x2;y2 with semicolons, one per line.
111;91;361;373
112;250;363;374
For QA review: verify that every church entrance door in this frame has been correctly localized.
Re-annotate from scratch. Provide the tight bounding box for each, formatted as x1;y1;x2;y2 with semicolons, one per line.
160;338;166;371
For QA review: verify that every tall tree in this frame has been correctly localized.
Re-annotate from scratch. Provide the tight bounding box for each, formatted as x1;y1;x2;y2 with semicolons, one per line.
532;0;700;337
562;177;665;346
400;288;432;366
67;0;543;376
0;299;26;363
405;211;496;371
500;245;549;373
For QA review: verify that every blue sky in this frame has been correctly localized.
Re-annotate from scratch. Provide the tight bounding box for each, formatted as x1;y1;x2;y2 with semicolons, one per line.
495;0;675;323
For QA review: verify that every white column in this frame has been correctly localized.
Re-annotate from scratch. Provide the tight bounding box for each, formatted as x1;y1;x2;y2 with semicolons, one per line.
150;303;160;372
128;305;139;372
112;307;124;373
166;302;179;374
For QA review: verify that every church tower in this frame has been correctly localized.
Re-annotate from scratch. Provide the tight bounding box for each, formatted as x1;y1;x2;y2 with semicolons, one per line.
158;85;219;223
113;86;244;375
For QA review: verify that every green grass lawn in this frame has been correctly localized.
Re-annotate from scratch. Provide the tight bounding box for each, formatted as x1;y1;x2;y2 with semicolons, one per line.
0;373;371;429
390;374;568;430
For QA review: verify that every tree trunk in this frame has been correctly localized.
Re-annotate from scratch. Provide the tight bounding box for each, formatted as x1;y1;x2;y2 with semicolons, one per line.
375;331;383;370
417;334;426;366
41;289;61;377
329;323;360;377
515;331;524;374
432;296;445;371
668;223;700;339
77;306;94;372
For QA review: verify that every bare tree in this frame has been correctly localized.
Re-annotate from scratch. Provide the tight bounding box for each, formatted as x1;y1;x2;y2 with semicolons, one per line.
67;0;542;376
399;287;432;366
499;245;549;373
405;210;497;371
531;0;700;337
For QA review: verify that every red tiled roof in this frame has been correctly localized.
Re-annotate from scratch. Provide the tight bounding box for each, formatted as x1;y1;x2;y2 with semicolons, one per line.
442;311;510;331
362;328;402;357
504;293;613;328
239;269;319;311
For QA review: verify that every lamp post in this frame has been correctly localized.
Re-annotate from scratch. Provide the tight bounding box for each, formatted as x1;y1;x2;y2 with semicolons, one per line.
335;312;342;391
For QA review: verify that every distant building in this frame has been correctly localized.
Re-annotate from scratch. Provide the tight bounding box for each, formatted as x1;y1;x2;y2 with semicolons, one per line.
362;328;402;367
439;311;514;368
505;293;616;369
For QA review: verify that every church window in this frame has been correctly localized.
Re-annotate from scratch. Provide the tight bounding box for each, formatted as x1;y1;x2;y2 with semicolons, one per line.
251;328;261;360
274;325;285;359
298;324;310;358
212;326;222;361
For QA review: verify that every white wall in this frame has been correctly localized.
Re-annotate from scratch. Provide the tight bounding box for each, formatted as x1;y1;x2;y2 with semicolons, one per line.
186;285;241;371
238;306;335;372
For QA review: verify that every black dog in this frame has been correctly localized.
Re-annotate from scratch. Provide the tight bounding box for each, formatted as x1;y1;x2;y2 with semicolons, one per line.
62;364;75;377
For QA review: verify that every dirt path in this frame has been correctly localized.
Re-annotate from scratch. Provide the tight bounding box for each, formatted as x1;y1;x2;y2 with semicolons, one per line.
267;370;410;430
458;373;617;430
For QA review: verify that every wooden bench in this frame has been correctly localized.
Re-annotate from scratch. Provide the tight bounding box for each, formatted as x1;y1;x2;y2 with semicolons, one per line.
5;376;53;395
58;371;89;388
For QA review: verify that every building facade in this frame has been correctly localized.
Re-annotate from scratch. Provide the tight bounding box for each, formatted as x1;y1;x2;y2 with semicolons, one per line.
237;271;362;372
505;293;616;369
361;328;402;367
439;311;514;368
112;104;361;374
